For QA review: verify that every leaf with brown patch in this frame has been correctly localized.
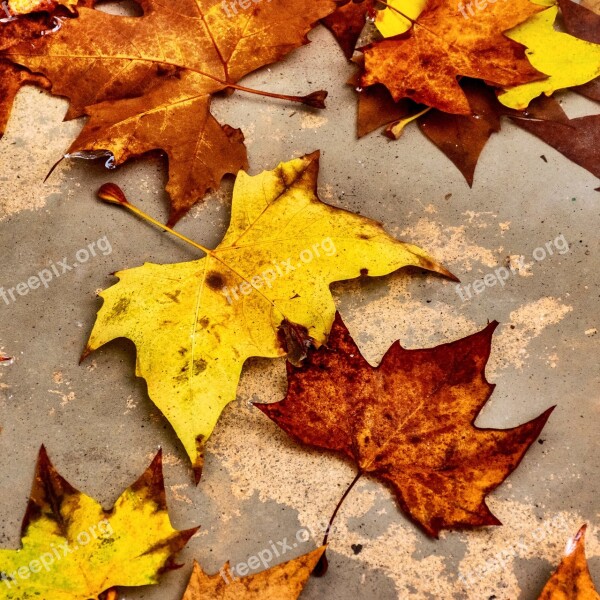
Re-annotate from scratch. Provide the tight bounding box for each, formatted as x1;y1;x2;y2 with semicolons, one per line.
4;0;337;224
538;525;600;599
0;447;197;600
256;313;553;538
181;547;325;599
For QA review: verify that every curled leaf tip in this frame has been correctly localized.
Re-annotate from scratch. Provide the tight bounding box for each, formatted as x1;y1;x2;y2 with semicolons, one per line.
98;183;129;206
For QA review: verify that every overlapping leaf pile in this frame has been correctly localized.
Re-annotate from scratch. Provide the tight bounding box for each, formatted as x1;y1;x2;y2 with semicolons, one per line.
326;0;600;185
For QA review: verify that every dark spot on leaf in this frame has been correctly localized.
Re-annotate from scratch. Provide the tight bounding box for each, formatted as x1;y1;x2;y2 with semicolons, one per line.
205;271;225;290
109;297;130;319
193;359;207;375
165;290;181;303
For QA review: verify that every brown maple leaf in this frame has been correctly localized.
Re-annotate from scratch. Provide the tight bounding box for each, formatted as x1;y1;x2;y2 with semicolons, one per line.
181;547;326;599
356;78;600;185
538;525;600;599
4;0;337;224
508;95;600;181
256;313;553;538
557;0;600;102
359;0;544;114
322;0;373;59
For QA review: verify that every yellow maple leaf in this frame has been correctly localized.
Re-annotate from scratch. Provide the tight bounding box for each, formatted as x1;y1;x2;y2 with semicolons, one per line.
85;152;454;479
375;0;428;38
499;6;600;109
0;448;197;600
8;0;77;15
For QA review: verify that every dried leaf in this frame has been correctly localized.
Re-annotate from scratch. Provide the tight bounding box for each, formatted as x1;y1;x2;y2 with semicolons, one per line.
558;0;600;102
85;153;454;479
360;0;543;114
418;79;501;185
0;13;53;137
322;0;373;59
0;447;197;599
509;95;600;179
538;525;600;599
498;6;600;109
5;0;337;223
256;313;553;537
181;547;325;599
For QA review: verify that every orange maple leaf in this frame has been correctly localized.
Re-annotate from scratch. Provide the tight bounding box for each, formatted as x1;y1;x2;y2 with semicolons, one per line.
4;0;336;223
360;0;544;114
538;525;600;599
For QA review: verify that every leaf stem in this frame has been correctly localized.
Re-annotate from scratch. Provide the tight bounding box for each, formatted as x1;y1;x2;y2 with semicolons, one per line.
313;471;362;577
97;184;213;256
226;83;328;109
322;471;362;547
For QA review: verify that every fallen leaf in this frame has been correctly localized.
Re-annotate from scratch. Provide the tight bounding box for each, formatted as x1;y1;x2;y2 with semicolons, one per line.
256;313;553;537
322;0;373;59
354;78;600;184
360;0;544;114
0;13;53;137
0;447;197;599
558;0;600;101
418;79;501;185
84;152;454;479
351;68;417;137
5;0;337;224
508;95;600;179
538;525;600;599
181;547;325;599
374;0;427;38
498;6;600;109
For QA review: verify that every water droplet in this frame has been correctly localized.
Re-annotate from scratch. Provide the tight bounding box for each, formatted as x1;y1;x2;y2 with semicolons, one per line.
355;86;364;93
65;150;118;170
41;16;64;36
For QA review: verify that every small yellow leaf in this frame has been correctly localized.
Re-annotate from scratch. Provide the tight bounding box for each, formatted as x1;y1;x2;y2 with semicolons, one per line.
0;448;197;600
375;0;427;37
499;6;600;109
